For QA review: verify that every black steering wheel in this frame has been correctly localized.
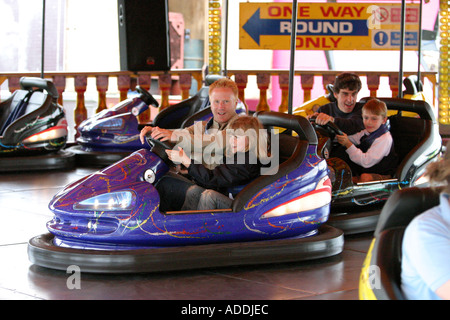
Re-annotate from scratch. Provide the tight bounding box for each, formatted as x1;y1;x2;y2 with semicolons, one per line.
309;116;345;160
145;135;176;165
136;86;159;108
309;116;344;138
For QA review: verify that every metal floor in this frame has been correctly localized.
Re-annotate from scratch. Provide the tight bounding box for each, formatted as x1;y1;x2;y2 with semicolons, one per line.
0;165;372;300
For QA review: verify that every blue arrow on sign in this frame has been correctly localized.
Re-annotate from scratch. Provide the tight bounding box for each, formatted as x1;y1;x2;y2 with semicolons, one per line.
242;8;369;46
242;8;286;45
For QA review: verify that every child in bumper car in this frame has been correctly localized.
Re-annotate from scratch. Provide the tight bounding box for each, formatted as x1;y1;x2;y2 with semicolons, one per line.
166;115;269;210
335;98;397;183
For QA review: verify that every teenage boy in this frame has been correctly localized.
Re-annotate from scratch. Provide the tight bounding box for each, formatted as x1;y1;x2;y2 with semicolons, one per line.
312;73;364;135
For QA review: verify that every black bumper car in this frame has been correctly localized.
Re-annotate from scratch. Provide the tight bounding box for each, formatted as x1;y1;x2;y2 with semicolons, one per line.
359;187;441;300
0;77;74;172
317;98;442;234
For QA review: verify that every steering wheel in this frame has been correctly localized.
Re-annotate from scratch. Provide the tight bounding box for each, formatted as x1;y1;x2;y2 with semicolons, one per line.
145;135;175;165
309;116;344;138
309;116;345;160
136;86;159;108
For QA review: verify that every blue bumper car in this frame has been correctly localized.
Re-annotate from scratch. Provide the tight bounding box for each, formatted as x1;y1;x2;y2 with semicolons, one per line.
28;111;344;273
0;77;74;172
67;86;160;167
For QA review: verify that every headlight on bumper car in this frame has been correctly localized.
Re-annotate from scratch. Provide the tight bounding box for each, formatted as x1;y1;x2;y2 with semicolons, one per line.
23;126;68;144
262;176;332;218
73;191;136;211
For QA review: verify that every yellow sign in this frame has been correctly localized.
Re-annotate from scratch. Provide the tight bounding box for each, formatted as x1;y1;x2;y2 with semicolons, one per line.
239;2;420;50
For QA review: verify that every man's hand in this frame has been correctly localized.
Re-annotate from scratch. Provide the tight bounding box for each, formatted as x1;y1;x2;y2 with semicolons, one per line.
139;126;153;144
139;126;175;144
150;127;174;142
312;112;335;126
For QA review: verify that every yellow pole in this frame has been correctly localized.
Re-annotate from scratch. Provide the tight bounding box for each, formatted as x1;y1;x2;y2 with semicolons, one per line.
438;0;450;136
208;0;222;74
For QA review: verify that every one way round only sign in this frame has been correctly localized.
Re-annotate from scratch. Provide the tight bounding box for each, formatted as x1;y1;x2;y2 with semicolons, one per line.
239;2;420;50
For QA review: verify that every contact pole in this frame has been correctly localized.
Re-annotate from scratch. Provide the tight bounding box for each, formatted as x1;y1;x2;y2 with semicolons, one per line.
41;0;46;79
288;0;298;115
417;0;423;86
398;0;406;98
223;0;229;77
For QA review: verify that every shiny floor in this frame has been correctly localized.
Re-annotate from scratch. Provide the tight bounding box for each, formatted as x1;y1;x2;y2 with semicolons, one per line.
0;165;372;300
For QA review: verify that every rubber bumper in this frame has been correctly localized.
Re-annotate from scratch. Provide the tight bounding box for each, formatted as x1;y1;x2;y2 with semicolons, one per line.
327;209;380;235
67;145;132;168
0;149;75;172
28;224;344;274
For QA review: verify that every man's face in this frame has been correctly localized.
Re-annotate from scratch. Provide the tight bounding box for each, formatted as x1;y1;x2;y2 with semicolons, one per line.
334;88;359;114
210;87;237;124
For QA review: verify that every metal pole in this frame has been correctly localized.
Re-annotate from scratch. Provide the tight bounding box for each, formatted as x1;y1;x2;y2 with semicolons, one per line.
288;0;298;115
41;0;46;78
398;0;406;98
223;0;229;77
417;0;423;87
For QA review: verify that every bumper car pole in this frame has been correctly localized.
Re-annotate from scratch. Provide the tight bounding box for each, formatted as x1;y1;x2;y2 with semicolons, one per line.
398;0;406;98
41;0;46;79
288;0;298;115
222;0;228;77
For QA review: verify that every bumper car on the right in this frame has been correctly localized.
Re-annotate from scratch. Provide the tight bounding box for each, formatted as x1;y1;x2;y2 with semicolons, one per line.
319;97;442;234
359;187;441;300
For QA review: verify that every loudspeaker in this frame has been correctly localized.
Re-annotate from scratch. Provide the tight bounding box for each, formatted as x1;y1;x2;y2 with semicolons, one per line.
118;0;171;71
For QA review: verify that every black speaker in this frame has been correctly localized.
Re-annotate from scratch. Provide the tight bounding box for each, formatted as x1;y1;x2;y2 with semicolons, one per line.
118;0;171;71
